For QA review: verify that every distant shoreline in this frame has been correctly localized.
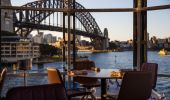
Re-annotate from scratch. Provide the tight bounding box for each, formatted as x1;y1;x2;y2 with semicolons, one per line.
78;49;169;52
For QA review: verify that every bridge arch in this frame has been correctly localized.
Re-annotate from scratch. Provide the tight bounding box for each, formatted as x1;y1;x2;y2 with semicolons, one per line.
13;0;110;50
14;0;103;38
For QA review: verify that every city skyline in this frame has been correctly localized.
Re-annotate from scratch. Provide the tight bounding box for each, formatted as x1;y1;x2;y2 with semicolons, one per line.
11;0;170;41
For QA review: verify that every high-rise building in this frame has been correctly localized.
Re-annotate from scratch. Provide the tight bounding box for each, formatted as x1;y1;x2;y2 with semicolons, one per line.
33;32;44;44
151;36;157;44
147;33;151;48
52;36;57;43
44;34;53;44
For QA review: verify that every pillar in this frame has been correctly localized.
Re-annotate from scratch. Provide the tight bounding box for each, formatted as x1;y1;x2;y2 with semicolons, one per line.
134;0;147;69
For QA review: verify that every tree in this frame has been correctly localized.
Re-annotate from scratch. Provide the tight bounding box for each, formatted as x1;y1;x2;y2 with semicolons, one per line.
39;44;61;56
109;41;118;49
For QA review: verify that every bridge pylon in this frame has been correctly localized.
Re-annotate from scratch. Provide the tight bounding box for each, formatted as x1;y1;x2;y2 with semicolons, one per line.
92;37;102;50
1;0;14;33
92;28;109;50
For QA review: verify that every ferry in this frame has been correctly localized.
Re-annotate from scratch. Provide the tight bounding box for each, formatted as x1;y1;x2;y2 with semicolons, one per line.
158;49;169;55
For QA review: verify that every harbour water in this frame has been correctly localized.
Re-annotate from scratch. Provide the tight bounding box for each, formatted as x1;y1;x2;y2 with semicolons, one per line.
3;51;170;99
32;51;170;99
81;51;170;99
83;51;170;99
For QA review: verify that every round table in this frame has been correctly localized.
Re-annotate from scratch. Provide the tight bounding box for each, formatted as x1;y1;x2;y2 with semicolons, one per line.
68;69;124;100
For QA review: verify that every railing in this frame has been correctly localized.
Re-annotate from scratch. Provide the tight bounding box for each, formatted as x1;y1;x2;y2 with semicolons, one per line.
5;69;170;100
158;74;170;78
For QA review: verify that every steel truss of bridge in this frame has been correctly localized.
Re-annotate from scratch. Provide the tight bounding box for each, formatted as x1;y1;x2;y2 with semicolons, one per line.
0;0;170;67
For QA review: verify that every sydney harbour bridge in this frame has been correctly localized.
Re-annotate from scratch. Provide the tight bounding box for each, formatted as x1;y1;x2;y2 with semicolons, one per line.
2;0;169;67
1;0;110;70
13;0;109;50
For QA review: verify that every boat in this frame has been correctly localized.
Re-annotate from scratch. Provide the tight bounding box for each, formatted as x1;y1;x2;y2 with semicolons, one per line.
158;49;169;55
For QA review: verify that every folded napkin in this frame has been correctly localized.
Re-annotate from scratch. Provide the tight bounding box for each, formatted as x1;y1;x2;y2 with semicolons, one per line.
110;71;123;77
69;70;88;75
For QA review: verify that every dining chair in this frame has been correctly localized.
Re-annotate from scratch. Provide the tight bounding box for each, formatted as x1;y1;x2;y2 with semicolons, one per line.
141;63;158;89
73;60;101;100
6;84;68;100
47;67;92;100
0;67;7;98
73;60;101;86
107;71;153;100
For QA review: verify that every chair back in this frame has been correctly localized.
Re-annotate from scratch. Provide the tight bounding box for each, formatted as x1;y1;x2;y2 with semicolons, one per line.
73;60;98;84
117;71;152;100
74;60;95;70
6;84;68;100
141;63;158;89
0;67;7;96
47;68;62;84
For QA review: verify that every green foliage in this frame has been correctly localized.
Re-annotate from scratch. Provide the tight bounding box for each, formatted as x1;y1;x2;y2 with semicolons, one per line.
109;41;118;49
39;44;61;56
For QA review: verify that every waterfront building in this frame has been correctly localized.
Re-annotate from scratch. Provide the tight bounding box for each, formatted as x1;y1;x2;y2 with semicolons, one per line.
119;41;131;50
164;43;169;49
120;41;127;48
157;38;167;48
80;40;90;46
127;39;133;46
1;36;40;63
167;37;170;43
157;38;167;44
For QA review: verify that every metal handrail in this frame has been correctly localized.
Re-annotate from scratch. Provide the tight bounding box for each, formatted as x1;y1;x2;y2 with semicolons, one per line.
158;74;170;78
0;4;169;12
7;69;170;78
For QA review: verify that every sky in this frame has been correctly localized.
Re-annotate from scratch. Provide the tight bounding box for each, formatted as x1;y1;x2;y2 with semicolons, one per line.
10;0;170;41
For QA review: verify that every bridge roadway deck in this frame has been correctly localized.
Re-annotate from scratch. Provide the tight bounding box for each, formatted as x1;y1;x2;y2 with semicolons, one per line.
14;23;105;39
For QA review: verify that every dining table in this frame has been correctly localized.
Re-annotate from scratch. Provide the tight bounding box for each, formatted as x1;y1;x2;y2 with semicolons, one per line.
68;68;126;100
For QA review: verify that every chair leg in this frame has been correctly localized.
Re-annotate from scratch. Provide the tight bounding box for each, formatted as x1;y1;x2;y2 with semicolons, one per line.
85;95;89;100
90;94;96;100
115;79;121;87
81;95;86;100
80;88;97;100
81;94;96;100
68;97;71;100
81;95;89;100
